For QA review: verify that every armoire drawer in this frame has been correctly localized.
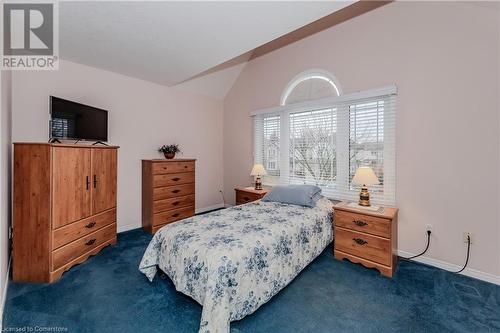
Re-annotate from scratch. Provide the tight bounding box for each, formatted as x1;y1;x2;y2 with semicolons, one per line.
52;208;116;250
153;172;195;188
153;194;195;214
52;223;116;270
152;161;195;175
153;184;195;200
153;206;195;226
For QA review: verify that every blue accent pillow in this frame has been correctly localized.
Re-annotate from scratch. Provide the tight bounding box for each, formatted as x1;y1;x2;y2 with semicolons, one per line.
261;185;322;207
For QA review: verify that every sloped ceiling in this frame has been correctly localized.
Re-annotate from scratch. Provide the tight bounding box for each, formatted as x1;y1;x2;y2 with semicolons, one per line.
60;1;354;97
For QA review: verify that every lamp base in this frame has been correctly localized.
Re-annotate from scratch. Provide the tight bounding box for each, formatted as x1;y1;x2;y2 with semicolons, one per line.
254;176;262;190
358;185;371;206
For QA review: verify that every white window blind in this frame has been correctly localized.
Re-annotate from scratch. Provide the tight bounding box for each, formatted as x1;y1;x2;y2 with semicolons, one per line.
254;115;280;179
289;108;337;186
253;85;396;206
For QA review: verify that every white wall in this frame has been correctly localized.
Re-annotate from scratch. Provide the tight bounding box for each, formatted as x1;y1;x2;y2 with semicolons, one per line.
12;60;224;232
223;2;500;280
0;70;12;320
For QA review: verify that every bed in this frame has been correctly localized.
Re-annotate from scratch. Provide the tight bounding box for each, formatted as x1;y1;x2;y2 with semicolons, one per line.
139;197;333;333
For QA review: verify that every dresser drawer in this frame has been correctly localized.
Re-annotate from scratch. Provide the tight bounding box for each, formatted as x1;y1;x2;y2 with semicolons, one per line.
153;184;195;200
235;191;262;205
52;223;116;270
52;208;116;250
153;194;195;214
152;161;195;175
153;172;194;188
153;206;194;226
335;210;391;238
335;227;391;266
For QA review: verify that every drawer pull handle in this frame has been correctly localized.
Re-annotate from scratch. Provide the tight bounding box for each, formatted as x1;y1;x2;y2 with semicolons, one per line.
85;239;96;246
172;177;180;182
353;238;368;246
85;222;96;228
243;197;250;201
172;189;180;193
172;201;180;206
353;220;368;227
184;166;188;168
86;176;90;190
172;213;180;217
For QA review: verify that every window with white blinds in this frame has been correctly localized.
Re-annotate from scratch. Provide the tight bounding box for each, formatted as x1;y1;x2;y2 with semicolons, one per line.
289;108;337;186
254;115;280;178
253;85;396;206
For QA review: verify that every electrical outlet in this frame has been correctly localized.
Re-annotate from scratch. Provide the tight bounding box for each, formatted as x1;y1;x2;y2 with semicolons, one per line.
463;232;474;244
425;224;433;233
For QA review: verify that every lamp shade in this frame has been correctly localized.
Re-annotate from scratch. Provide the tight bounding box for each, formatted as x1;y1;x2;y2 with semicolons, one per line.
250;164;267;176
352;166;379;186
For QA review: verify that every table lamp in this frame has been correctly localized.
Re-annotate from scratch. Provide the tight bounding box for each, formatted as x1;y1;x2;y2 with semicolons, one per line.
352;166;379;206
250;164;267;190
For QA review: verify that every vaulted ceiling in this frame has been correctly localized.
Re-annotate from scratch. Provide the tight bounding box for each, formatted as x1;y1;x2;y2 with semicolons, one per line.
60;1;354;95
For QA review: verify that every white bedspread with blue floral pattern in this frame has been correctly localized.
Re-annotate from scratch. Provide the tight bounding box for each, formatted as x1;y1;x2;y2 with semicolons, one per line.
139;197;333;333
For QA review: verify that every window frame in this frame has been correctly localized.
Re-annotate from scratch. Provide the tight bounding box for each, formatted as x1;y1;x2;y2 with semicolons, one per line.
280;69;342;106
253;85;397;206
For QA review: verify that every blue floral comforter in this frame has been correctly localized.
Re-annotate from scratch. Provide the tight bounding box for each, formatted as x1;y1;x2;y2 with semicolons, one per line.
139;197;333;333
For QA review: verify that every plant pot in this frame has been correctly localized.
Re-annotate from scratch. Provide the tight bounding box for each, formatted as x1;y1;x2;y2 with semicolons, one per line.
164;152;175;159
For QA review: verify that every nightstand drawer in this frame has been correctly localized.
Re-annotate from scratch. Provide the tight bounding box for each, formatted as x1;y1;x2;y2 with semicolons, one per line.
335;227;391;266
235;191;261;204
335;210;391;238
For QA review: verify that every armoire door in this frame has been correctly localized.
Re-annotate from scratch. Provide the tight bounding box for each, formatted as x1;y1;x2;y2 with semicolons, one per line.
52;147;92;228
91;148;117;214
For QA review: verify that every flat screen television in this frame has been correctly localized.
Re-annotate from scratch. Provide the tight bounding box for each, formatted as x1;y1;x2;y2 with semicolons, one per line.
50;96;108;142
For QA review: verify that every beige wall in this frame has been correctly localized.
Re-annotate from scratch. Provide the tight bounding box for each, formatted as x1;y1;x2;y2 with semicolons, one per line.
0;70;12;317
224;2;500;278
12;60;224;232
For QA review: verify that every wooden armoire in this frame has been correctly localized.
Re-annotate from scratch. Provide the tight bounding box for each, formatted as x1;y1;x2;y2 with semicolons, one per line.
13;143;119;283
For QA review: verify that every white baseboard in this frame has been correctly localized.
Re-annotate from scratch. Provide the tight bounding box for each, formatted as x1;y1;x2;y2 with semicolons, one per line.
117;223;138;233
398;250;500;286
0;257;11;328
195;203;225;214
116;203;227;234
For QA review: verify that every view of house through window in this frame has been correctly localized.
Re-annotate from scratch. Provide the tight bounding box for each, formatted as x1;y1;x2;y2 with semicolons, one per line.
262;115;280;177
290;108;336;186
349;100;385;190
254;71;396;205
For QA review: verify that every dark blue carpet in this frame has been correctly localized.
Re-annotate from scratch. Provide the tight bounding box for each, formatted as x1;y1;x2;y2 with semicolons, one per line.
3;229;500;332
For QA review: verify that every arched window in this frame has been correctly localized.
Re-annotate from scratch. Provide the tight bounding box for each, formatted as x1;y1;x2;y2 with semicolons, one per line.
281;69;341;105
255;69;397;206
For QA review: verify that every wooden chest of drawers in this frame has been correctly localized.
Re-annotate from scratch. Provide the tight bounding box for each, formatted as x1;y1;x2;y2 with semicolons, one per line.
234;187;269;205
142;159;196;234
333;202;398;277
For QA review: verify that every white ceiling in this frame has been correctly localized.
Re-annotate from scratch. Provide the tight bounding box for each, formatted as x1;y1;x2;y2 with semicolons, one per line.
60;1;353;91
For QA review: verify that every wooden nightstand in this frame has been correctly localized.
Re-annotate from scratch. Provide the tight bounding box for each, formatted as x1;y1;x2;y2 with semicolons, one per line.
234;187;270;205
333;202;398;277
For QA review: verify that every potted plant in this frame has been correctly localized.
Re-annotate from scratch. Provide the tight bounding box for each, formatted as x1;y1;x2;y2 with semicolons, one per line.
158;144;181;159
